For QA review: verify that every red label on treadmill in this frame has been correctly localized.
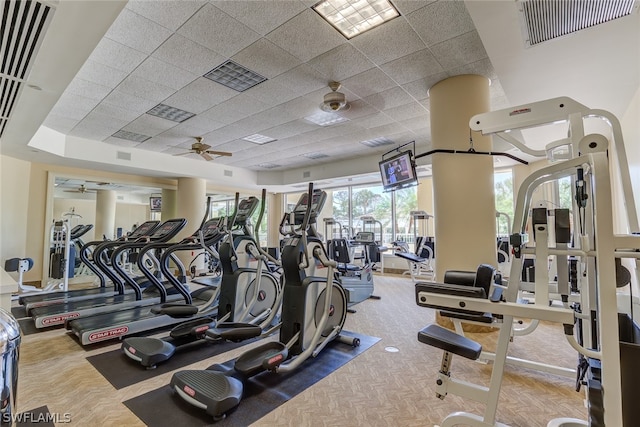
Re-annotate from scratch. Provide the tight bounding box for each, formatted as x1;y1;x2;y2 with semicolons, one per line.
128;347;136;354
183;385;196;397
88;326;129;342
195;326;209;333
42;312;80;326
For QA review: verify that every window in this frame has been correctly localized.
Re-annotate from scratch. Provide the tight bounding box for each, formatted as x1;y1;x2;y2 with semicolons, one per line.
494;170;514;223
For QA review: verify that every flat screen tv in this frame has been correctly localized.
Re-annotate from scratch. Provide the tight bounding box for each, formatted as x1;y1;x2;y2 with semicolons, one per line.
379;150;418;191
149;196;162;212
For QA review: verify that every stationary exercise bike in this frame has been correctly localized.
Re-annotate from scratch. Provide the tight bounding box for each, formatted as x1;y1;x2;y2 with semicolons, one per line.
169;183;360;420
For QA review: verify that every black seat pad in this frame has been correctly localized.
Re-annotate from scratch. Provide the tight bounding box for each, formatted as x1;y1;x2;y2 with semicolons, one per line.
418;324;482;360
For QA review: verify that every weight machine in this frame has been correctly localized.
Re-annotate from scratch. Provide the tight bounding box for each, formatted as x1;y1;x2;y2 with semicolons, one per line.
395;210;435;282
415;97;640;427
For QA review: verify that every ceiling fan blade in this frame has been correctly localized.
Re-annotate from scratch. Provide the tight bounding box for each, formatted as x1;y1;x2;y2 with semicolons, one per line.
205;150;233;157
173;152;193;157
201;152;213;161
199;143;212;151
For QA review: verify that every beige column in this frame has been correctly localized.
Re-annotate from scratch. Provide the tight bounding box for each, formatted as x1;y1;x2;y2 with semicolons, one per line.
175;178;206;272
267;193;284;249
161;189;177;220
430;75;496;279
95;189;116;240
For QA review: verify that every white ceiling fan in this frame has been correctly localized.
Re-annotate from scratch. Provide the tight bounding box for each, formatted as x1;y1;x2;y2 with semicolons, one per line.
320;81;351;113
172;137;233;161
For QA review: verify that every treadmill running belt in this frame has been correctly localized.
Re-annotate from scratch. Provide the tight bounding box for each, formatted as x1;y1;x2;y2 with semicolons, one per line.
124;331;379;427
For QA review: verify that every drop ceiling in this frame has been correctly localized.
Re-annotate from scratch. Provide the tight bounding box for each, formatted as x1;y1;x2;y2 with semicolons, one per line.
1;0;638;190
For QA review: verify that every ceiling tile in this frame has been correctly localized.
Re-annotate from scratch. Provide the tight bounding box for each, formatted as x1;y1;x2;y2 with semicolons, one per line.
406;0;475;47
64;78;113;102
270;64;327;97
116;75;176;102
397;112;431;131
266;9;345;62
101;90;159;114
123;114;179;137
177;4;261;58
402;73;448;100
211;0;307;36
393;0;436;15
448;58;497;81
380;48;444;85
69;123;120;142
92;103;143;123
90;37;147;74
431;30;488;71
350;17;426;65
232;39;302;79
278;96;321;118
216;93;271;117
263;119;317;140
362;86;414;110
179;77;239;106
104;8;173;54
307;44;375;82
244;79;299;105
130;57;199;91
125;0;206;31
190;104;248;128
75;111;130;132
75;59;128;88
351;112;395;129
152;34;227;76
42;115;79;134
383;101;429;122
162;90;218;115
50;93;100;119
342;68;398;98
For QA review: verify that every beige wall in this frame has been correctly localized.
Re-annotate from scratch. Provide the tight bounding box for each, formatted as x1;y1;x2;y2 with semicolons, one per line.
0;155;32;277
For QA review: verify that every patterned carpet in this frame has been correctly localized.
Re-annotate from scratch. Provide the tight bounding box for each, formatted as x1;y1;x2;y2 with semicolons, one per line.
15;274;586;426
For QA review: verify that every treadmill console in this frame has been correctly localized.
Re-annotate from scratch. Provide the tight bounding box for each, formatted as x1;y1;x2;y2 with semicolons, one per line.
149;219;187;242
129;221;160;239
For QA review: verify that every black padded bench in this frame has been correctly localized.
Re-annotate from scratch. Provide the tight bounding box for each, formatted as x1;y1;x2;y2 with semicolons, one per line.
418;324;482;360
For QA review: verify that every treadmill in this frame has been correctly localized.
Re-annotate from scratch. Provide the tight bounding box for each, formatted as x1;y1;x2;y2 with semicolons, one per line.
66;197;261;346
29;218;187;328
20;221;161;313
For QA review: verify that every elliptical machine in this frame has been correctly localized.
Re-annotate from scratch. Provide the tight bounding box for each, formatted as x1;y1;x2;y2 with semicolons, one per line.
122;192;282;368
170;183;360;420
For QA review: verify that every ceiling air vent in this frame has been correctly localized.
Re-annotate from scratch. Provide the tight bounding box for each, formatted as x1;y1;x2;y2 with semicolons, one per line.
223;170;233;177
518;0;637;47
0;0;55;137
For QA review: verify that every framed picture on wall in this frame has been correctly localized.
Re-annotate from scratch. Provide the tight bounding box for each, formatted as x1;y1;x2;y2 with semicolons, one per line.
149;196;162;212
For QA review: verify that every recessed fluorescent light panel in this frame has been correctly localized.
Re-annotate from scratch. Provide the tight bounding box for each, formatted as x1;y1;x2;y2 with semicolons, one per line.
304;111;350;126
257;163;281;169
112;130;151;143
360;136;394;147
302;152;330;159
204;60;267;92
313;0;400;39
147;104;195;123
243;133;277;144
518;0;638;47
